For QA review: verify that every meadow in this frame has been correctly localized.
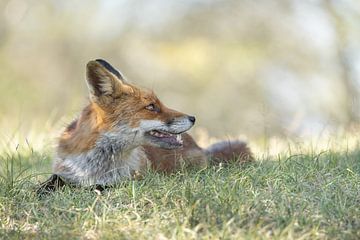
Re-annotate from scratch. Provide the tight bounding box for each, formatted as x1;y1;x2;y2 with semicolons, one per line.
0;138;359;239
1;1;360;239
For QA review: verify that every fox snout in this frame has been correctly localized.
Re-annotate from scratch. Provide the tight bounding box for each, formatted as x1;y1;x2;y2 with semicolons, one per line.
168;115;195;125
165;115;196;134
139;114;195;149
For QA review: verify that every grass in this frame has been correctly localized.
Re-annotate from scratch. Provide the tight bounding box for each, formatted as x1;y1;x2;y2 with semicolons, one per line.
0;145;360;239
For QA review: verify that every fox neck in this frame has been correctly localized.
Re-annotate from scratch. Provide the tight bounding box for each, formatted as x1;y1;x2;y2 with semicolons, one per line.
55;103;145;185
58;102;141;159
96;125;141;154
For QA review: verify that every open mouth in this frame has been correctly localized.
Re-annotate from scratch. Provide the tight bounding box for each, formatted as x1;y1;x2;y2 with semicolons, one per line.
145;130;183;148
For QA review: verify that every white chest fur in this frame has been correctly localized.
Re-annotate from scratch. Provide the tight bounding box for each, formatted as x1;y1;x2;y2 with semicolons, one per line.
53;128;149;186
54;147;148;186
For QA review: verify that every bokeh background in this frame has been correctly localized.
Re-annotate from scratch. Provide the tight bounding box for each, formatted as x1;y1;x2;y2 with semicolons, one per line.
1;0;360;151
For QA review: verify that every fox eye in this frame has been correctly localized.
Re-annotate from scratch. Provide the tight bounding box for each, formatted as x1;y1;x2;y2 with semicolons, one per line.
145;103;157;112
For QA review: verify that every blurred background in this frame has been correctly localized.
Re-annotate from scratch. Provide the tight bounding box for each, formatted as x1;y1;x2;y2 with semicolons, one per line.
1;0;360;151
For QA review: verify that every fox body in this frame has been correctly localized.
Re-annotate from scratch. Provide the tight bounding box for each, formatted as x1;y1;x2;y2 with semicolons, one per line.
41;59;252;191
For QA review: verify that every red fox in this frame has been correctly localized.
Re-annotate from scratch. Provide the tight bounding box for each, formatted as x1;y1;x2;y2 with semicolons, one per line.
38;59;253;193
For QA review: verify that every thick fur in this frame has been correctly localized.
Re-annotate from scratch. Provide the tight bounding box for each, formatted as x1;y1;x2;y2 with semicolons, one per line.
38;59;253;194
205;140;253;165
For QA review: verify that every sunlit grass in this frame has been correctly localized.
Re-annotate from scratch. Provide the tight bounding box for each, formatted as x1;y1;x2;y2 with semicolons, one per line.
0;134;359;239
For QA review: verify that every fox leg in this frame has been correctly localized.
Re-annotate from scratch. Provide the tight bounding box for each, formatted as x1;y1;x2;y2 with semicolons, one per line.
36;174;68;196
36;174;112;196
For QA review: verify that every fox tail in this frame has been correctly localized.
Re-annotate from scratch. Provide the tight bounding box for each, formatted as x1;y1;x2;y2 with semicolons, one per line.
204;140;253;165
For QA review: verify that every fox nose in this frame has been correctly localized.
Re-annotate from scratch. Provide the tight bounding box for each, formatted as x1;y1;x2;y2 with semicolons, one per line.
188;116;196;124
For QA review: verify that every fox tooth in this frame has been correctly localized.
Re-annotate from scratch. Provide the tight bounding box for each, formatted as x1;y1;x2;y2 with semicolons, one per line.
176;134;182;142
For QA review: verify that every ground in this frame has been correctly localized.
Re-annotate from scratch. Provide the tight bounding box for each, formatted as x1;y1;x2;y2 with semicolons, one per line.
0;146;359;239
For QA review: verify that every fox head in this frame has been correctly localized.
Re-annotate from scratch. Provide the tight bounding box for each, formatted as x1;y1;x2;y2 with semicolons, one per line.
83;59;195;150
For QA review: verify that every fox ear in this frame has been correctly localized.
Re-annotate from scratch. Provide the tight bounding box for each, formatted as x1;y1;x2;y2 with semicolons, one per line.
86;59;132;102
94;59;126;81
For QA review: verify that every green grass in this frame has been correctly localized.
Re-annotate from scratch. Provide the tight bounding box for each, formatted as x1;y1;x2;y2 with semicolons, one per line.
0;147;359;239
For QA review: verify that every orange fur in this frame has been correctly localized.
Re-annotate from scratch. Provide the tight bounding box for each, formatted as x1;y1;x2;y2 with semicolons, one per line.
58;104;102;155
144;133;207;173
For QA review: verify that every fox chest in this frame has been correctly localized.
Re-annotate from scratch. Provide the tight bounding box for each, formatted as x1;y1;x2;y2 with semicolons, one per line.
54;147;149;186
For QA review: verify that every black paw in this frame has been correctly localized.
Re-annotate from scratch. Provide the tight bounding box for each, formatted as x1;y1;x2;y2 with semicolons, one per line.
36;174;67;197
